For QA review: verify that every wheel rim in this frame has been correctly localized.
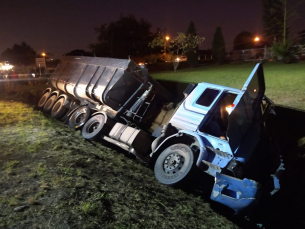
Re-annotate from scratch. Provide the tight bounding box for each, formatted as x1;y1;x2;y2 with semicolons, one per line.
163;153;185;174
87;120;100;133
75;108;87;124
154;143;194;185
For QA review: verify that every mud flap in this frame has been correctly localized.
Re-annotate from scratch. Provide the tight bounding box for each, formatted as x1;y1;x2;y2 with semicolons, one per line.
211;173;262;213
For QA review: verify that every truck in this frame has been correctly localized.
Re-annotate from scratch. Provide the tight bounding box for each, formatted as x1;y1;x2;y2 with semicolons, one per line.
38;56;284;213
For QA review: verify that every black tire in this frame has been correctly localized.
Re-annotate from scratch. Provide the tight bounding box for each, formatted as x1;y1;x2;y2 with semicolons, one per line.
154;143;195;186
42;94;57;113
38;91;51;109
68;106;91;130
51;97;70;119
81;114;108;141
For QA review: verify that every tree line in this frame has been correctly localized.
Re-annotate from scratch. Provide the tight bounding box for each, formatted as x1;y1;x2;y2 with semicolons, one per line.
1;0;304;66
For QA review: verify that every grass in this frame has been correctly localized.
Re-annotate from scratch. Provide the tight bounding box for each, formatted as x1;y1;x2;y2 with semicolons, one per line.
151;61;305;111
1;73;305;228
0;98;240;229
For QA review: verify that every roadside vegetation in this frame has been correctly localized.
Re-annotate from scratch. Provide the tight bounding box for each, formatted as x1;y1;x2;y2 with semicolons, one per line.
0;84;239;229
151;61;305;111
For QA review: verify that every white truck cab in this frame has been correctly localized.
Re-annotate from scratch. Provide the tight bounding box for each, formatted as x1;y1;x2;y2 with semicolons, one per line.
152;63;284;213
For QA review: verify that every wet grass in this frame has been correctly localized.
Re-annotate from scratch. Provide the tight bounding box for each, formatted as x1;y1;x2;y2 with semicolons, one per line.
0;92;240;228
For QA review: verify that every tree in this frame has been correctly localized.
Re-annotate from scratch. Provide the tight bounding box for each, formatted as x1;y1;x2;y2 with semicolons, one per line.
186;21;198;67
212;27;226;64
233;31;254;50
148;29;167;54
262;0;286;43
298;29;305;45
266;0;303;63
89;15;153;59
169;33;204;71
149;32;204;71
0;42;36;65
65;49;93;56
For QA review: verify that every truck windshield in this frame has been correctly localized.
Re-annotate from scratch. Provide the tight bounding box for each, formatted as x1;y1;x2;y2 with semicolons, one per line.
196;88;220;107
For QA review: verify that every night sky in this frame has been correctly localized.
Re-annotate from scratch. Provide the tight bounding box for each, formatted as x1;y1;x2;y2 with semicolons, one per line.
1;0;304;59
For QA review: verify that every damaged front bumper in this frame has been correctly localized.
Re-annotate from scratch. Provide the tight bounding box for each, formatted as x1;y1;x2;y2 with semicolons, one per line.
211;173;262;213
211;157;285;213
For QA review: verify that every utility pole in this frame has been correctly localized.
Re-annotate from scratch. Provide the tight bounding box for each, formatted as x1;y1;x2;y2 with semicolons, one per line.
164;36;169;60
283;0;287;43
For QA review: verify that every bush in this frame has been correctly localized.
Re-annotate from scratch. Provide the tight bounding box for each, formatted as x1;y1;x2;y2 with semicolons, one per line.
272;40;303;63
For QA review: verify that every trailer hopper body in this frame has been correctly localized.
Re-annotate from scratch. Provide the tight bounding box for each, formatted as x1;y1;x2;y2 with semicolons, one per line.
49;56;171;119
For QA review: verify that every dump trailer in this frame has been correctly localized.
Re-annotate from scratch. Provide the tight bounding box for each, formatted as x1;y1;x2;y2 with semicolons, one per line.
38;56;172;158
38;56;284;213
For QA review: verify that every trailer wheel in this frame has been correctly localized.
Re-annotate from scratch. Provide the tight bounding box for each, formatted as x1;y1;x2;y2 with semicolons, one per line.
68;106;91;130
81;114;106;141
38;91;51;109
42;95;57;113
154;143;195;186
51;97;70;119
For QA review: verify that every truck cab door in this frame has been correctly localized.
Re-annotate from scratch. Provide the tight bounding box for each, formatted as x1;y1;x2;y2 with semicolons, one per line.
226;63;265;155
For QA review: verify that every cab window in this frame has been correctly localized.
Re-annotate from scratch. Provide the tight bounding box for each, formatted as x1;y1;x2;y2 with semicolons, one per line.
199;92;237;139
196;88;220;107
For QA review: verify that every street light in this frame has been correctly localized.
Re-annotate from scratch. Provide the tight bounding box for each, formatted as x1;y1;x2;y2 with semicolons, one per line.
164;36;170;58
253;37;260;60
40;52;47;76
254;36;267;59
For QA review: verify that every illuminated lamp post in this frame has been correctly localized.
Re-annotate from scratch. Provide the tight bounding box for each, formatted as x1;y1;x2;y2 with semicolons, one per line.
164;36;170;60
254;36;267;60
40;52;46;76
254;36;260;61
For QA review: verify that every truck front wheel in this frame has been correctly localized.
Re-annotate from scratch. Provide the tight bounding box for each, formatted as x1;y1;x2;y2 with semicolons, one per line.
154;143;195;186
81;114;106;141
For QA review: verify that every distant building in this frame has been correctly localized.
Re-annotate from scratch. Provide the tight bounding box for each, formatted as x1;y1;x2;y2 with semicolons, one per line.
198;49;212;60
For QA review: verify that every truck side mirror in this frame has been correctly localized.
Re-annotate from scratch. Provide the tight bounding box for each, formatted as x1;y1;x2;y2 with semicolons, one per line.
183;83;196;98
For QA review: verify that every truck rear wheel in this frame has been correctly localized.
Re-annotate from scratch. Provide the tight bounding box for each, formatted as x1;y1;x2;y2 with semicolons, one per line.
51;97;70;119
154;143;195;186
81;114;107;141
38;91;51;109
68;106;91;130
42;94;57;113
